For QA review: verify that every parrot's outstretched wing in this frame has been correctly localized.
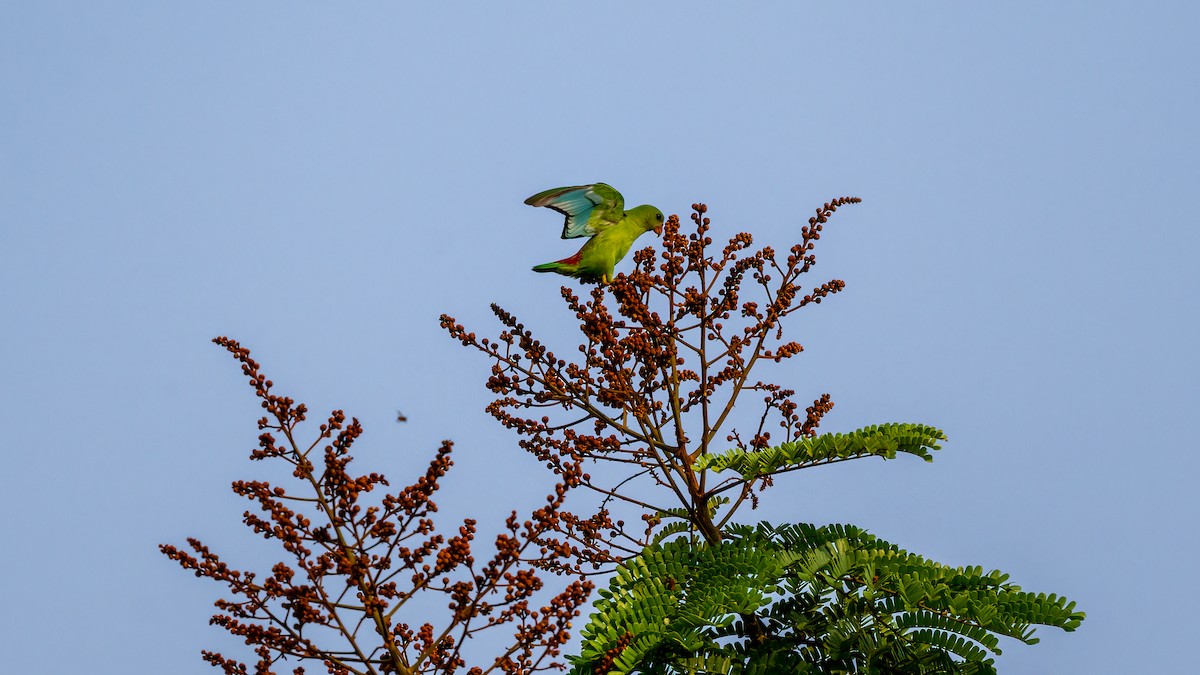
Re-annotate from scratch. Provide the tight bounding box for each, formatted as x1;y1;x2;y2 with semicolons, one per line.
524;183;625;239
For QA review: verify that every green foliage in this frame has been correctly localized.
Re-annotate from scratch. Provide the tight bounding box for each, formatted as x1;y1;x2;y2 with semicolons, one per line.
750;522;1082;672
574;523;1083;674
569;537;781;675
697;424;947;480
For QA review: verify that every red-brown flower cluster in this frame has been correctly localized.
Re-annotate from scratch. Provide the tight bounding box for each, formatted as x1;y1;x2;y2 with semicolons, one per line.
442;198;861;548
161;338;593;675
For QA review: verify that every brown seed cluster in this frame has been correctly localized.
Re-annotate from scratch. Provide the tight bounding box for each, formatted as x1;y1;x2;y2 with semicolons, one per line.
162;338;593;675
593;631;635;675
801;393;836;438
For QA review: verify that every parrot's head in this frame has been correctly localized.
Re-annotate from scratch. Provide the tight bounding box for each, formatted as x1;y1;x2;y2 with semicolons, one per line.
630;205;666;236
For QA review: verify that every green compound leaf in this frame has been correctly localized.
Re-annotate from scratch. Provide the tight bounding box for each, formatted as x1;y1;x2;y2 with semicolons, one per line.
569;538;782;675
697;423;947;479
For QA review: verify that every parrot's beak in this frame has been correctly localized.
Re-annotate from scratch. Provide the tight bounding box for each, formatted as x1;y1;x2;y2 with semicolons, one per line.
653;224;663;235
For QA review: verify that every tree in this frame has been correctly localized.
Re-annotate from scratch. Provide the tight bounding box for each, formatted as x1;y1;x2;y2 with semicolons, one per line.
440;200;1083;673
166;197;1081;675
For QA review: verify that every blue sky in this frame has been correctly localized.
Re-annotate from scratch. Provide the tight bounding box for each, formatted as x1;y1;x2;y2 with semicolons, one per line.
2;3;1197;672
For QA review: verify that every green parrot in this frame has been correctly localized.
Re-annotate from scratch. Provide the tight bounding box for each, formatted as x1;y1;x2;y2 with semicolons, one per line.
526;183;664;284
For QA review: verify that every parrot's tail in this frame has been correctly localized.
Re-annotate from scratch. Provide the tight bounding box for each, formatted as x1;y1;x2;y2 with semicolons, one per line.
532;251;582;276
532;262;576;275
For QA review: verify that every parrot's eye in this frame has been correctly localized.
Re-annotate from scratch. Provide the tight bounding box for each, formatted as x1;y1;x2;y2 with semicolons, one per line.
655;213;664;221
